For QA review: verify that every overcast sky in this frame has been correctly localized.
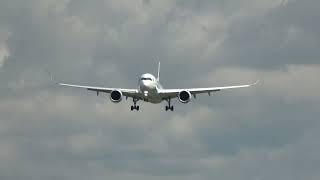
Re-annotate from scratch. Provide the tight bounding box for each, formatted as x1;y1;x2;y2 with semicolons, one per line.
0;0;319;179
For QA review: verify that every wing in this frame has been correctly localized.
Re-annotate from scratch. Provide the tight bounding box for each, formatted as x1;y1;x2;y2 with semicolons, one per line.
158;80;259;99
59;83;140;98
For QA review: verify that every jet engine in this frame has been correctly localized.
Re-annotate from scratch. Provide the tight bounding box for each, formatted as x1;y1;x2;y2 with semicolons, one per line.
110;90;123;103
178;90;192;103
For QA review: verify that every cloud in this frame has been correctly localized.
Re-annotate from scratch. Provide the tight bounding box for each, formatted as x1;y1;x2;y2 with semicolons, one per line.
0;45;9;68
0;0;319;180
211;0;320;69
0;30;9;68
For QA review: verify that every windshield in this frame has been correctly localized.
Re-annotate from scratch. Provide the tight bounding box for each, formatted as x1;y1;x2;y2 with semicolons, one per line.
141;78;153;81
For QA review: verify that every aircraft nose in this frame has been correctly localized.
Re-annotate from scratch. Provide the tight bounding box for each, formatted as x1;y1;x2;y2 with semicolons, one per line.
141;80;155;89
140;80;147;87
142;80;151;87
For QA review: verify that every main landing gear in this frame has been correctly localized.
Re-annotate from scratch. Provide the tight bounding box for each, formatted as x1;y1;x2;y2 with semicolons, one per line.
165;98;174;111
130;98;174;112
131;98;140;111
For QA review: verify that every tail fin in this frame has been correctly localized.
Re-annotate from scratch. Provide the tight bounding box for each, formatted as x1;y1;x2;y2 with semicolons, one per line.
157;62;160;82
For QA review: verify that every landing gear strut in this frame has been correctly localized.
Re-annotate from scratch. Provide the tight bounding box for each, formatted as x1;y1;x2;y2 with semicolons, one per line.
131;98;140;111
165;98;174;111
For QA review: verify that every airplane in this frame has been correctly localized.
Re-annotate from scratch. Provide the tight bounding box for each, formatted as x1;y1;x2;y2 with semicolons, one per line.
59;62;258;111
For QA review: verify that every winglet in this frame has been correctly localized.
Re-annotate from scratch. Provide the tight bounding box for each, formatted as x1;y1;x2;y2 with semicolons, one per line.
251;79;260;86
45;70;58;84
157;61;160;82
50;73;54;82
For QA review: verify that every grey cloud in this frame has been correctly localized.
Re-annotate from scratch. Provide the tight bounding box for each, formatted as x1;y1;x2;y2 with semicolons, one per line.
0;0;319;180
213;0;320;69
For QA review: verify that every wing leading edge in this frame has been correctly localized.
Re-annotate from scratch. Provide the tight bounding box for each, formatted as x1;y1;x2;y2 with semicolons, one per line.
59;83;139;97
158;80;259;98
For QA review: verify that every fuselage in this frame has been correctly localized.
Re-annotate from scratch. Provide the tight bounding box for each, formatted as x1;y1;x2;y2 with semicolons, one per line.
138;73;163;103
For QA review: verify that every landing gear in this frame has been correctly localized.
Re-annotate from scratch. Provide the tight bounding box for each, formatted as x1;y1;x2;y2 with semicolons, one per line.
131;105;139;111
165;106;174;111
165;98;174;111
131;98;140;111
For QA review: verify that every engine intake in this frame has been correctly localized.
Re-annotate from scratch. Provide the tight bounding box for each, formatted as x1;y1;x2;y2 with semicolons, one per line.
178;90;192;103
110;90;122;103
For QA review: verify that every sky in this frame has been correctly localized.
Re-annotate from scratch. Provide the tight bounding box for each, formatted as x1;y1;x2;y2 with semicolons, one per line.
0;0;319;179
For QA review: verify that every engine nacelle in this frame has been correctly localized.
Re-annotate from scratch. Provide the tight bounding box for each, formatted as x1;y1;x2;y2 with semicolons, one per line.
110;90;123;103
178;90;192;103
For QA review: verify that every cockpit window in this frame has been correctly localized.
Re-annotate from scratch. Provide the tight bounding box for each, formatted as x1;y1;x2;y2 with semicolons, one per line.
141;78;153;81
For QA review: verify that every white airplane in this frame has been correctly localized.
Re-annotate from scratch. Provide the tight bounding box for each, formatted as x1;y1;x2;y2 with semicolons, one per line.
59;63;258;111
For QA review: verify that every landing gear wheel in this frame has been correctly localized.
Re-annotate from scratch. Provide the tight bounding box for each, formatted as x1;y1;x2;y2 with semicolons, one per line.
165;106;174;111
131;106;140;111
131;98;140;111
165;98;174;111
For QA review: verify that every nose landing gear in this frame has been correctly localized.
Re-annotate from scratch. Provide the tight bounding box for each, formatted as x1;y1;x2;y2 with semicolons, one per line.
165;98;174;111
